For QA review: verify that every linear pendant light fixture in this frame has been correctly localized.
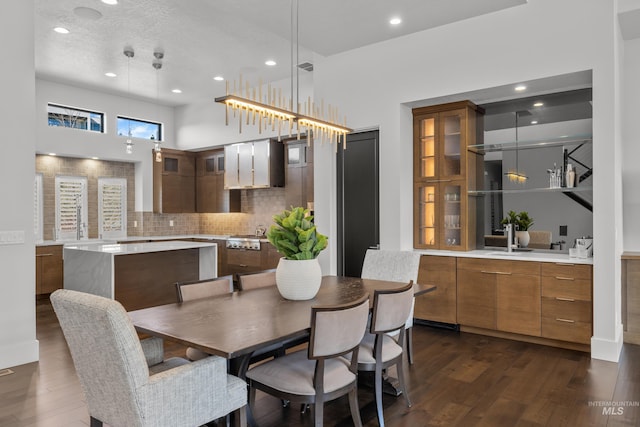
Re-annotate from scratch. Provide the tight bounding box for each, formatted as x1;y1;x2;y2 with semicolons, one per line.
504;110;528;183
214;0;352;149
152;50;163;162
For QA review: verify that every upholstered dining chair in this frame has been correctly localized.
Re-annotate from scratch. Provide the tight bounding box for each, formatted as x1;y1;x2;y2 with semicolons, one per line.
357;282;414;427
175;275;234;361
246;294;371;427
176;275;234;302
360;249;421;364
50;289;247;427
237;268;277;291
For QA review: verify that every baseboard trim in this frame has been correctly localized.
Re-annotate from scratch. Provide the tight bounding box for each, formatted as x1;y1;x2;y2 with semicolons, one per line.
0;339;39;370
591;323;623;362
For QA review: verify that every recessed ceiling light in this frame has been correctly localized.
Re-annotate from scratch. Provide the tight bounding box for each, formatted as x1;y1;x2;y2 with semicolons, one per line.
105;72;117;78
172;89;182;94
101;0;118;5
265;60;277;66
49;153;57;156
390;17;402;25
515;85;527;92
54;27;70;34
531;120;538;124
533;102;544;107
213;76;224;81
91;157;99;160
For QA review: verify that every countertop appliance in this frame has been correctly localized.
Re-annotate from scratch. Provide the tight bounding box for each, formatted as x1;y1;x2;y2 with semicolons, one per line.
575;237;593;258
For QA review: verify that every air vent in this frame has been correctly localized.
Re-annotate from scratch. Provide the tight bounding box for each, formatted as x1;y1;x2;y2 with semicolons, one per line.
297;62;313;72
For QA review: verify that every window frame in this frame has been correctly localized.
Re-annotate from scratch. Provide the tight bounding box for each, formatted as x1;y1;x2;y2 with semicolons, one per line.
98;177;127;239
117;115;163;141
55;176;88;241
47;103;105;133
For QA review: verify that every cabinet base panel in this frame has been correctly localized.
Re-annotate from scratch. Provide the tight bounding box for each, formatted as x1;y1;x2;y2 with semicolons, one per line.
460;325;590;353
414;319;460;331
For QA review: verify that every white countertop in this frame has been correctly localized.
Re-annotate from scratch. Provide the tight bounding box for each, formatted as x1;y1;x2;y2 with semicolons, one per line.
416;248;593;264
63;240;218;255
37;234;232;247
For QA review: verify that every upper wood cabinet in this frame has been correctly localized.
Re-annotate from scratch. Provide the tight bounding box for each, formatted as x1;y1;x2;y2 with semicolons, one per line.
195;149;240;213
224;139;284;189
285;139;314;210
413;101;484;251
153;148;196;213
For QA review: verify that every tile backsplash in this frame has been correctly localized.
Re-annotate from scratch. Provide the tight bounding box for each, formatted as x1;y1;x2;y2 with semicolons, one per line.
37;155;287;239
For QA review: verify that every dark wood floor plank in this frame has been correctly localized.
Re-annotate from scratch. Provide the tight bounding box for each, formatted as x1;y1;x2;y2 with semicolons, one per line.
1;299;639;427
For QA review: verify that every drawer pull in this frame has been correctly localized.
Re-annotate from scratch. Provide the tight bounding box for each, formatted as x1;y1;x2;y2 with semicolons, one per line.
36;253;53;257
555;297;575;302
556;318;575;323
239;264;248;267
555;276;575;281
555;263;575;266
481;271;512;275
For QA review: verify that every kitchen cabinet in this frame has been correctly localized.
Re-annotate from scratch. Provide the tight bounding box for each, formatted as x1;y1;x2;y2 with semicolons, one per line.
457;258;541;336
284;139;313;209
224;139;284;189
195;149;241;213
153;148;196;213
415;255;457;324
36;245;63;295
541;262;592;344
412;101;484;251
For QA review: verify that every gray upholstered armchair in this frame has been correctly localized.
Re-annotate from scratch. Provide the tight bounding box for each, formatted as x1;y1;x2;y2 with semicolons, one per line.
50;289;247;427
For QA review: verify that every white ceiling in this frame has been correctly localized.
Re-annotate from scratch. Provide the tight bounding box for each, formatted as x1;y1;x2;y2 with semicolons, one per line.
34;0;527;106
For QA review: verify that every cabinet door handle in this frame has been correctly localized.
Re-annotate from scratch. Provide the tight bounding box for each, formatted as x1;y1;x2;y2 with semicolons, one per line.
555;318;575;323
555;276;575;281
239;264;248;267
480;270;511;275
36;253;53;257
555;263;575;266
555;297;575;302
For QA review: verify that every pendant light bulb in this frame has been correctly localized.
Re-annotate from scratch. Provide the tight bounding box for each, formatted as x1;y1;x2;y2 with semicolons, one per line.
125;139;134;154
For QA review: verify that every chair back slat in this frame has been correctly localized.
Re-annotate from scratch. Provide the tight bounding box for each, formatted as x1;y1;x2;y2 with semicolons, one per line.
237;269;276;291
370;282;414;334
176;275;233;302
309;294;370;359
361;250;421;282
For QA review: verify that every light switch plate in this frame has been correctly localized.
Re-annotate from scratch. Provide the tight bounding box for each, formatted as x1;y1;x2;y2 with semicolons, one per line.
0;230;25;245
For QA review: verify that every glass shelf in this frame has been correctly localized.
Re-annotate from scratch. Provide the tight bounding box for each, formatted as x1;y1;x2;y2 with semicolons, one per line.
469;186;592;196
468;134;592;154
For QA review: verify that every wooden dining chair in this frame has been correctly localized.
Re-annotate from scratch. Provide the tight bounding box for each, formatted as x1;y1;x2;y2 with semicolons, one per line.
361;249;421;364
237;268;277;291
246;294;370;427
175;275;234;361
357;281;414;427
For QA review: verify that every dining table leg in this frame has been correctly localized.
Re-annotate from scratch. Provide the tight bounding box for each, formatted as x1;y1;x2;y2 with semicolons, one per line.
229;354;258;427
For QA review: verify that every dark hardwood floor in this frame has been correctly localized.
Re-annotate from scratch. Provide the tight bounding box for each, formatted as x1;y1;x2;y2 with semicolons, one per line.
0;299;638;426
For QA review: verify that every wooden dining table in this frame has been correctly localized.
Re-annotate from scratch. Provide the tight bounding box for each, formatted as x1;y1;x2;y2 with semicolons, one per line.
129;275;435;374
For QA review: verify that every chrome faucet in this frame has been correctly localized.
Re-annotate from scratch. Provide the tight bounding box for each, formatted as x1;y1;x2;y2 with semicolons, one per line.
504;223;513;253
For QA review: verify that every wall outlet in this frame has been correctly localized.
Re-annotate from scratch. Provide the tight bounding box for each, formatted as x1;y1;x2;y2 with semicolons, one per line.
559;225;568;236
169;220;174;227
133;220;138;228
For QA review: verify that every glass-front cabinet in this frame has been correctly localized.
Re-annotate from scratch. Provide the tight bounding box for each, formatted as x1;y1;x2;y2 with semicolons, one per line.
413;101;483;250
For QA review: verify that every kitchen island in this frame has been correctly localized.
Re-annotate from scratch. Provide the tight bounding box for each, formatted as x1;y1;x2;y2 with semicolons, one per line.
64;241;217;311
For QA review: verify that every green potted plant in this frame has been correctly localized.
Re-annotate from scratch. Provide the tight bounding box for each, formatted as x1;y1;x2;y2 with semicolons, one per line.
500;210;534;248
267;207;328;300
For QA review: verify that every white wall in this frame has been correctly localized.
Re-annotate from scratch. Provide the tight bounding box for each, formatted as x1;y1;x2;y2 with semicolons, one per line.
310;0;622;361
0;1;38;369
622;38;640;250
36;79;177;211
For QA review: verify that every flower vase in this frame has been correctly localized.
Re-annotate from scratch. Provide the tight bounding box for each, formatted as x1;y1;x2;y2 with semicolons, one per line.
275;258;322;300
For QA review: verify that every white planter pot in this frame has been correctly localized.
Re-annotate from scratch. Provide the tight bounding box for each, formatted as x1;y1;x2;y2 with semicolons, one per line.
275;257;322;300
516;230;530;248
